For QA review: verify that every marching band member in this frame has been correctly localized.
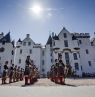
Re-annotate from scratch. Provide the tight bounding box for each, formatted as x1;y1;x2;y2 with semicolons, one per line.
24;56;32;85
24;64;30;85
9;64;14;83
58;60;65;84
2;61;8;84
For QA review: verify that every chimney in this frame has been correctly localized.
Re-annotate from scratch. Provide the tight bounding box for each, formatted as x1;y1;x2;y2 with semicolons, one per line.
63;27;65;30
1;32;4;35
52;32;54;37
26;34;30;38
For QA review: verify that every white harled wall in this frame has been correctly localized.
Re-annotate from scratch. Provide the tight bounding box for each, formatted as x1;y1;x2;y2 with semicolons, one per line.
1;28;95;77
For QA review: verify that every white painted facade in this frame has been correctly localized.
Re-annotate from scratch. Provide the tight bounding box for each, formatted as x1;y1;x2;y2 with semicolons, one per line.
14;34;42;75
44;28;95;77
1;27;95;77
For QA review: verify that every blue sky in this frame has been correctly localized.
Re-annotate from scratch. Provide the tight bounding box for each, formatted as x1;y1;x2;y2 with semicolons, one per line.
0;0;95;45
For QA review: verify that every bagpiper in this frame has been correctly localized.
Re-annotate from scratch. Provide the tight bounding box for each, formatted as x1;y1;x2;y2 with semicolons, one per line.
9;64;14;83
54;59;59;83
13;65;17;82
17;66;20;81
24;56;32;85
50;65;55;82
57;60;65;84
20;68;24;81
29;64;33;84
24;64;30;85
2;61;8;84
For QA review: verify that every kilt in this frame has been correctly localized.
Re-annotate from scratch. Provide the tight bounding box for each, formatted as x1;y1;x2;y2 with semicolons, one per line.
2;70;7;77
9;71;13;78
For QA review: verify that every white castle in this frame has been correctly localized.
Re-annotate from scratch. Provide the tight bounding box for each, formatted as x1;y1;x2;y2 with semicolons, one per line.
0;27;95;77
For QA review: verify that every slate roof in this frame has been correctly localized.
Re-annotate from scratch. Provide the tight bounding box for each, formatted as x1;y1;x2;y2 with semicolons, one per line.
0;32;11;43
46;35;52;46
53;34;59;40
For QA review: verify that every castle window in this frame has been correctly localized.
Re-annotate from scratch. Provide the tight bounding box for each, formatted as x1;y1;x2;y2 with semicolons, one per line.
42;51;44;56
75;63;79;70
91;42;93;46
79;53;80;58
79;40;82;44
19;59;21;64
65;52;69;65
64;33;67;38
42;69;45;72
28;42;31;46
11;60;12;64
20;49;22;54
53;41;55;46
2;41;5;45
0;57;1;60
30;49;32;54
42;60;44;65
64;40;68;47
86;49;89;54
81;66;82;70
0;47;5;52
23;42;26;46
0;65;1;70
51;59;53;63
50;52;52;56
88;61;91;67
11;50;14;55
66;60;69;65
73;53;78;60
